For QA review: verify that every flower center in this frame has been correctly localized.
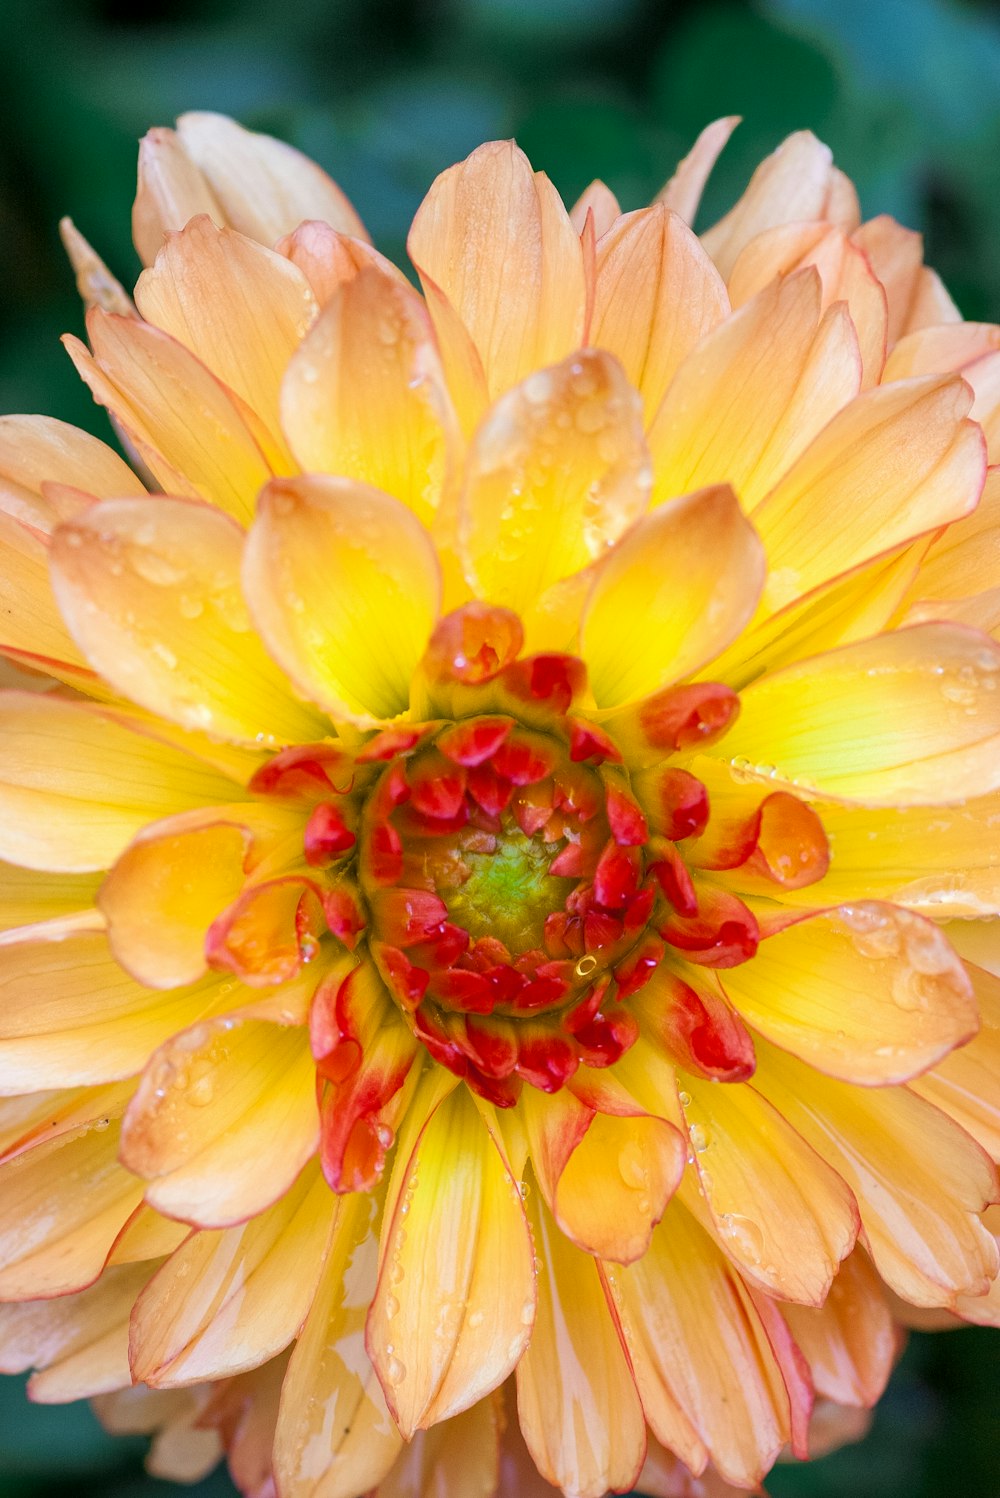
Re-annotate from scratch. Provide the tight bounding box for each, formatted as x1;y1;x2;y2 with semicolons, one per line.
438;817;574;951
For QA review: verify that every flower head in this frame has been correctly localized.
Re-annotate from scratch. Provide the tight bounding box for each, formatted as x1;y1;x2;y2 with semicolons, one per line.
1;111;1000;1498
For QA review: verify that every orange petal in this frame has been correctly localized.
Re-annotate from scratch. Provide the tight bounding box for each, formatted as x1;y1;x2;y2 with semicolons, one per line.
721;904;977;1085
0;414;143;532
368;1077;534;1435
702;131;845;278
722;623;1000;805
678;1076;858;1303
134;112;366;265
522;1079;685;1264
134;216;316;466
656;116;740;225
0;692;243;872
646;270;860;512
244;475;441;723
273;1189;404;1498
912;959;1000;1161
408;141;586;415
0;1115;143;1298
590;205;729;423
99;805;299;988
65;310;272;523
606;1197;794;1488
129;1160;331;1386
458;348;650;620
781;1250;896;1408
0;925;236;1090
752;374;984;614
51;496;323;747
902;461;1000;605
516;1180;646;1498
754;1040;999;1307
280;264;459;527
120;1017;319;1227
580;484;764;707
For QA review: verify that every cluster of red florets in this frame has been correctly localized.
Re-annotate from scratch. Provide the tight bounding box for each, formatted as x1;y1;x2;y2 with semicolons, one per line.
247;606;775;1123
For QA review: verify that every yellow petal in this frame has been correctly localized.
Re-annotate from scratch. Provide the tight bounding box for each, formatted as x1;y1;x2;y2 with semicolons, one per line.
368;1079;534;1435
0;1260;153;1402
120;1018;319;1227
516;1180;646;1498
0;1115;143;1298
912;959;1000;1161
0;925;233;1091
459;348;651;618
752;375;984;614
701;131;842;279
606;1197;792;1488
51;496;324;747
590;205;729;423
130;1160;331;1386
580;483;764;707
273;1190;404;1498
280;264;459;527
521;1080;685;1264
721;905;977;1084
678;1075;858;1303
0;510;98;687
0;693;243;872
647;270;860;511
656;116;740;225
134;113;366;264
0;414;143;532
781;1251;895;1408
0;863;101;932
906;464;1000;604
65;310;272;523
781;791;1000;918
134;216;317;466
408;141;586;411
754;1040;999;1307
722;623;1000;805
244;475;441;723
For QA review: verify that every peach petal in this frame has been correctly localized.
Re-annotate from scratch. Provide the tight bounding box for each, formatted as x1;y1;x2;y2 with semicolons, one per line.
120;1017;319;1228
0;415;142;532
129;1161;331;1386
516;1181;646;1498
781;1251;896;1409
280;264;459;526
459;348;651;619
51;497;324;747
590;205;729;422
912;959;1000;1161
656;116;740;226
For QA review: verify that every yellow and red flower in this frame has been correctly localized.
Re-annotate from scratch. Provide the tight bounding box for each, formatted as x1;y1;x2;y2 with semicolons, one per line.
1;111;1000;1497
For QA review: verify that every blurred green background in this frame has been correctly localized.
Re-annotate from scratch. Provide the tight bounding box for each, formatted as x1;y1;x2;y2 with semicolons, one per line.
1;0;1000;1493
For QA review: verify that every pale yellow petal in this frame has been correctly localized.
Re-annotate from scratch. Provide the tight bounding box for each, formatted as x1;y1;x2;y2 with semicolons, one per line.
656;117;740;226
0;415;143;532
701;131;839;278
580;483;764;707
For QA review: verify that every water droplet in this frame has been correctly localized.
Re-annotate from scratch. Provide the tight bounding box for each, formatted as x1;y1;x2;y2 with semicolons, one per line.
718;1212;765;1266
468;1309;485;1329
617;1139;647;1190
689;1123;709;1154
385;1354;406;1385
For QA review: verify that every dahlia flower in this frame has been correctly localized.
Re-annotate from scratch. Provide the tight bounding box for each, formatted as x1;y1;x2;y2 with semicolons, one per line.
1;111;1000;1498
